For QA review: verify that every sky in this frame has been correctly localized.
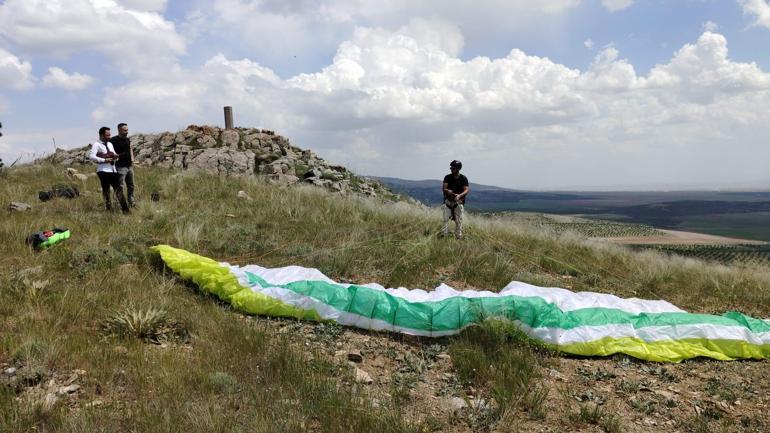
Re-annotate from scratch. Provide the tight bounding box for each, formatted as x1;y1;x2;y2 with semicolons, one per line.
0;0;769;190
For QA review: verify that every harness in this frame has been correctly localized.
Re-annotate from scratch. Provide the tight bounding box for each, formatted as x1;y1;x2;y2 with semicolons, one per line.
444;196;460;221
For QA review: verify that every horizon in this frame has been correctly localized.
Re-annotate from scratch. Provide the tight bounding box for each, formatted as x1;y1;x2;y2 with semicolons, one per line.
1;1;770;190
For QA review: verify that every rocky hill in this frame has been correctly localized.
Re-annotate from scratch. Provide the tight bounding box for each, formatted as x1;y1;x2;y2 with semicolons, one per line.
43;125;409;202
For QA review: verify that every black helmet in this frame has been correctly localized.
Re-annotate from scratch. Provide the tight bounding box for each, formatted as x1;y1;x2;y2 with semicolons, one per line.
450;160;462;169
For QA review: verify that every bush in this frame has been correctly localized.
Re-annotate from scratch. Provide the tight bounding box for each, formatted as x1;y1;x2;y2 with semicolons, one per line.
101;307;189;343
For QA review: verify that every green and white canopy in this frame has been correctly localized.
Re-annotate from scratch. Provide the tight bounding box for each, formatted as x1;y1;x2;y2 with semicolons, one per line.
153;245;770;362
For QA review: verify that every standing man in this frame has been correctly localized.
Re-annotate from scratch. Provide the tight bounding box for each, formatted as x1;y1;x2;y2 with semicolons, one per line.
441;160;469;239
90;126;129;214
110;122;135;207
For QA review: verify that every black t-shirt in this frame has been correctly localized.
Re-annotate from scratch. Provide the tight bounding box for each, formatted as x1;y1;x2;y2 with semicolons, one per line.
110;135;132;167
443;174;469;203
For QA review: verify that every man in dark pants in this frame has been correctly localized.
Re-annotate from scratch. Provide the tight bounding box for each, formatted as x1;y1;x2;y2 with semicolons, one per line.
89;126;129;214
110;122;135;207
441;160;469;239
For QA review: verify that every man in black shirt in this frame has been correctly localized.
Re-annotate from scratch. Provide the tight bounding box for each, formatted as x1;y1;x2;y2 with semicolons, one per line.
110;122;135;207
441;160;469;239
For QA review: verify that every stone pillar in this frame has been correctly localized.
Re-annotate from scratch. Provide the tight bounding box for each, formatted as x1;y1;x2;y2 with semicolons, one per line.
224;106;233;130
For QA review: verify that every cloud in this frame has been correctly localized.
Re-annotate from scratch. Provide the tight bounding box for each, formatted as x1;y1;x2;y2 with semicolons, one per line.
702;20;719;32
584;39;595;49
0;48;34;91
116;0;167;12
738;0;770;29
89;25;770;189
200;0;583;71
601;0;635;12
42;67;94;91
0;0;185;77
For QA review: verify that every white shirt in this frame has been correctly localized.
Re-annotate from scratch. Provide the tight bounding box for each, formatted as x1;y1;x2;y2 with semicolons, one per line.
89;139;118;173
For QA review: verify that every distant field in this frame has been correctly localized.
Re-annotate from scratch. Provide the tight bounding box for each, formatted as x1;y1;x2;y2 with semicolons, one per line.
633;244;770;267
484;212;662;238
673;212;770;242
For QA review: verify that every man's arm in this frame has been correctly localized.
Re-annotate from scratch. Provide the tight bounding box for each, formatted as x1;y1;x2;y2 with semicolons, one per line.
89;142;105;164
111;137;130;161
442;181;452;198
457;185;469;200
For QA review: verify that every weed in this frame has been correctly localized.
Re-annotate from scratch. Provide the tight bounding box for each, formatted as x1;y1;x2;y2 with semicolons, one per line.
601;414;623;433
615;378;641;393
13;340;56;366
568;403;603;424
206;372;239;394
101;307;189;343
576;366;616;382
630;398;657;415
310;321;346;346
448;319;548;429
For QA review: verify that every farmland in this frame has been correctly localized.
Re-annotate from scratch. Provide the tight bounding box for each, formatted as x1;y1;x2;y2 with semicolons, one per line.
633;244;770;267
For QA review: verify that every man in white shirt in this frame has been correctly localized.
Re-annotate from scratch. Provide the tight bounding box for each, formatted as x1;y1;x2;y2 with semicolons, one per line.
89;126;129;214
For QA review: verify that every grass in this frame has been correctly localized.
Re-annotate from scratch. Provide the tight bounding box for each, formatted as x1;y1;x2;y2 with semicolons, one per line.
1;163;770;432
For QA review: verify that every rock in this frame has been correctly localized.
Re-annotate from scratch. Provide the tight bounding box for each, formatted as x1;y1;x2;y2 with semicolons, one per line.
43;393;59;410
347;350;364;363
237;191;252;201
113;346;128;355
9;202;32;211
354;368;373;384
73;173;88;181
449;397;468;411
221;130;240;148
304;168;322;179
3;367;16;376
66;167;79;177
57;384;81;395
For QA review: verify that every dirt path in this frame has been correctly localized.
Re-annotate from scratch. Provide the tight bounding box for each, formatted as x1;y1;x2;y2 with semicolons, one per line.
597;229;767;245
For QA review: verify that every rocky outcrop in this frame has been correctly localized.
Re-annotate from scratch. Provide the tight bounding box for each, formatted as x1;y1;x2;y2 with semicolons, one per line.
43;125;408;202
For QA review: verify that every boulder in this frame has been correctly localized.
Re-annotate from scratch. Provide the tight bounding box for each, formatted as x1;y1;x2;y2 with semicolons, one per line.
9;202;32;211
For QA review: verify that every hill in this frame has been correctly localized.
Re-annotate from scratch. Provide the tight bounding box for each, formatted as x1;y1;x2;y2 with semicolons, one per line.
44;125;409;203
1;164;769;432
376;177;770;242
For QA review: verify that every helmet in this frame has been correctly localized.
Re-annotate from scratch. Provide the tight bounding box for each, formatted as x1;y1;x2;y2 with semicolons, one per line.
449;160;462;169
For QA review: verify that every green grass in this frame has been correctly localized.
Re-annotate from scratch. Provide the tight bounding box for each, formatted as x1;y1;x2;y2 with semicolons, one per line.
674;212;770;242
1;164;770;432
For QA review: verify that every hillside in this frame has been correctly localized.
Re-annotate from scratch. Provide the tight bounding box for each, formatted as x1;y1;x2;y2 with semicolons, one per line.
2;164;769;432
376;177;770;242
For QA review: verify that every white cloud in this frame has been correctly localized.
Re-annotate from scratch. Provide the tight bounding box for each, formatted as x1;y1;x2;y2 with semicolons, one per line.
601;0;635;12
42;67;94;91
702;20;719;32
88;25;770;189
202;0;583;70
116;0;167;12
0;0;185;77
0;48;34;91
738;0;770;29
584;39;595;49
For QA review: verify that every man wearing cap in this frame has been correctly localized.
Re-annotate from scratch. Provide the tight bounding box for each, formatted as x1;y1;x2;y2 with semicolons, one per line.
441;160;469;239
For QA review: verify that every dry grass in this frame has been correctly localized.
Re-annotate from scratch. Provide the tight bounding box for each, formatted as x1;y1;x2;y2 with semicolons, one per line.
1;163;768;432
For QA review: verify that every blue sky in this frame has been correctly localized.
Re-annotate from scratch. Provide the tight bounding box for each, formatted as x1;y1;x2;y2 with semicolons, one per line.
1;0;769;190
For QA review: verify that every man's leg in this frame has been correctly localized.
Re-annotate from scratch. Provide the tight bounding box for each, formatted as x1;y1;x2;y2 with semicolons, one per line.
108;173;130;213
96;172;112;210
455;204;464;239
441;204;452;236
120;167;135;206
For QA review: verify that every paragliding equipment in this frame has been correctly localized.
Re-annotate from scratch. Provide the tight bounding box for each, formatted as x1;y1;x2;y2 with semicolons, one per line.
27;228;71;250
